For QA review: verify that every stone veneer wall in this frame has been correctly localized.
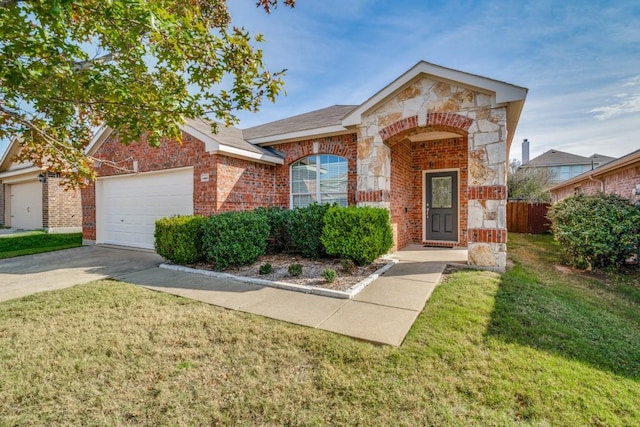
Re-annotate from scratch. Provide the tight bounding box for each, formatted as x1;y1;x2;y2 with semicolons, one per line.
357;78;509;269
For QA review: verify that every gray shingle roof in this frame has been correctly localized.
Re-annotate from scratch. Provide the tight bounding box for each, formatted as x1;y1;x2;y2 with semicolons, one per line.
242;105;357;140
526;149;616;167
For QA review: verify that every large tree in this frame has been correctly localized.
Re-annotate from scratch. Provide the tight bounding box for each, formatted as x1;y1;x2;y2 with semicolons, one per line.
0;0;294;186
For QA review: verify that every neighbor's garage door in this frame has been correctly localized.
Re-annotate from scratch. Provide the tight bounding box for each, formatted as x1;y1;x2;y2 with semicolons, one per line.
10;181;43;230
97;168;193;249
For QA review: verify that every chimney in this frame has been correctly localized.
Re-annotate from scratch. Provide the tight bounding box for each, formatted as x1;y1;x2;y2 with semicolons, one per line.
522;138;530;164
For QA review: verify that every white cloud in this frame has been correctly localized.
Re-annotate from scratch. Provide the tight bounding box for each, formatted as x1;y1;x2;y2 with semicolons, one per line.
589;75;640;119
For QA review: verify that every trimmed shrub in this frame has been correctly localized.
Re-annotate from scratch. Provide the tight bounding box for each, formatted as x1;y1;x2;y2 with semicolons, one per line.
154;216;206;264
288;202;332;258
288;263;302;276
201;211;269;269
321;206;394;265
548;193;640;270
323;268;337;283
254;207;293;254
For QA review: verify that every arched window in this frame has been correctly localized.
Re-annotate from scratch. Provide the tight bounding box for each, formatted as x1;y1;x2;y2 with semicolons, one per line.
290;154;347;208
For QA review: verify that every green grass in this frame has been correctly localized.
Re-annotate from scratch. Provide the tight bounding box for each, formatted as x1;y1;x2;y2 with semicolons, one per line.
0;234;638;425
0;231;82;259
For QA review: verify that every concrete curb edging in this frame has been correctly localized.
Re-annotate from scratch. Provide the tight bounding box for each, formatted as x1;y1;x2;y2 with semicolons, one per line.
159;257;399;300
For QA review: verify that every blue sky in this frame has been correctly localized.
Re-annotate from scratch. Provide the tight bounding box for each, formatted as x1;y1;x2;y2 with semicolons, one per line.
2;0;638;163
229;0;640;162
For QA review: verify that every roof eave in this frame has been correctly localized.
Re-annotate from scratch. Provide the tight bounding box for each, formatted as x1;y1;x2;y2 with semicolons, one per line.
247;125;353;146
0;166;41;182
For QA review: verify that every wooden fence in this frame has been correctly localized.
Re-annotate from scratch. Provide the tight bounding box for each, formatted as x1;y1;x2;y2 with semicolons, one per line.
507;200;551;234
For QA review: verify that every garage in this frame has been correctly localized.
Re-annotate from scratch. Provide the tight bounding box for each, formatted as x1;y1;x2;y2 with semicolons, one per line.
96;167;193;249
9;181;43;230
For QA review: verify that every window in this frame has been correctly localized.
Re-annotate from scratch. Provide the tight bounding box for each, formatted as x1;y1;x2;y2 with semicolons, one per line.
291;154;348;208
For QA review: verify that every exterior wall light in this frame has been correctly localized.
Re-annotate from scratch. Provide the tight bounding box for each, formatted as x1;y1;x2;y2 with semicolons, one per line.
37;173;47;183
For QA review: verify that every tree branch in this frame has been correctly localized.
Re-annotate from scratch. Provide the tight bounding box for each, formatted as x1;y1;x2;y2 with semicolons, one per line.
73;52;116;72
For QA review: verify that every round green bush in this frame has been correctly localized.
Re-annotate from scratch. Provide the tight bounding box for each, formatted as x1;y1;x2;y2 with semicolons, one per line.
321;206;393;265
548;193;640;270
201;211;269;270
154;215;206;264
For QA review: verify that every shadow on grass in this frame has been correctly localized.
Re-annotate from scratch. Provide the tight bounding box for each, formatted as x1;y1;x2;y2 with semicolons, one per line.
486;261;640;380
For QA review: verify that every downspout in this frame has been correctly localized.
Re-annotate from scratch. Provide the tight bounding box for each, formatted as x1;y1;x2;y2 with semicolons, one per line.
588;174;604;192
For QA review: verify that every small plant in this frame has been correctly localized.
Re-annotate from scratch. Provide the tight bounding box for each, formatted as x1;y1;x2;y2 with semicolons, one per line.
323;268;337;283
340;258;357;273
288;263;302;277
258;263;273;275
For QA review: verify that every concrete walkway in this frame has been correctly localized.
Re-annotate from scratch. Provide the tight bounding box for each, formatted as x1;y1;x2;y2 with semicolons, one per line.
119;245;468;346
0;244;467;346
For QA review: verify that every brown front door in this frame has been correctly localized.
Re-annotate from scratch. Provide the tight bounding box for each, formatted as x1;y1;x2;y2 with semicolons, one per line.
425;171;458;241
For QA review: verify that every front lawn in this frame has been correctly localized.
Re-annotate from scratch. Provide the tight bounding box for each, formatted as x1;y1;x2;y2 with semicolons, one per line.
0;231;82;259
0;234;637;425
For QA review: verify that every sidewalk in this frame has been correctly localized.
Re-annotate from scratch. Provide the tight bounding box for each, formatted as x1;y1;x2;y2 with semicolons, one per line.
119;245;468;346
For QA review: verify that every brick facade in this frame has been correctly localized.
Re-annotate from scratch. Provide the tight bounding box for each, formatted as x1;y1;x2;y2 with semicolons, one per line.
82;131;358;243
82;132;278;242
271;134;358;207
0;184;4;226
551;162;640;203
389;135;469;249
43;175;82;231
80;62;526;270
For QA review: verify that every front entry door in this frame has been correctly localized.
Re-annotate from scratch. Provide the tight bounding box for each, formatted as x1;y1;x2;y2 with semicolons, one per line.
425;171;458;241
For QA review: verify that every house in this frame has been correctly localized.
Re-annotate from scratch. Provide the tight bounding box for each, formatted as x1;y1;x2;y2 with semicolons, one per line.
549;148;640;202
82;61;528;270
0;139;82;232
521;140;616;183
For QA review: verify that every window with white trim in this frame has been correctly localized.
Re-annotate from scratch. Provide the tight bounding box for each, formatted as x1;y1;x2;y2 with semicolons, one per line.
290;154;348;208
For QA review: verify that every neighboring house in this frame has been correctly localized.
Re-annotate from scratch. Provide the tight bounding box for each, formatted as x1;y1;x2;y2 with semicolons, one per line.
521;143;616;183
82;61;528;270
0;139;82;232
550;148;640;202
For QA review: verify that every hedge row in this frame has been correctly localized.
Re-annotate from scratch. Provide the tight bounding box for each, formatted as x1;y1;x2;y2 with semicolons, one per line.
154;204;393;269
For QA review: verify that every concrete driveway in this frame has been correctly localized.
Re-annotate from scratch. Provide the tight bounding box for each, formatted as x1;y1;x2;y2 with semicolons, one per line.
0;246;163;302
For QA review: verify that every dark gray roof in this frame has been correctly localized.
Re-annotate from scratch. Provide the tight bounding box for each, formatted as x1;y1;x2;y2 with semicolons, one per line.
242;105;357;140
526;149;616;167
184;118;281;158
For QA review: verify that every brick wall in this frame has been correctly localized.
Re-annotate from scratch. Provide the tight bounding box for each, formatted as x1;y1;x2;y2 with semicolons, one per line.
82;132;278;241
0;183;4;226
82;131;359;243
552;163;640;202
272;134;358;207
43;175;82;230
390;136;469;249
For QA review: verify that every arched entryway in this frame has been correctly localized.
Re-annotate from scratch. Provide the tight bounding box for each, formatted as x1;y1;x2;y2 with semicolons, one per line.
381;113;471;251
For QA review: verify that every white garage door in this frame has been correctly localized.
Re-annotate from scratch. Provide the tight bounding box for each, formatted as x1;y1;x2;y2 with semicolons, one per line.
97;168;193;249
10;181;43;230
